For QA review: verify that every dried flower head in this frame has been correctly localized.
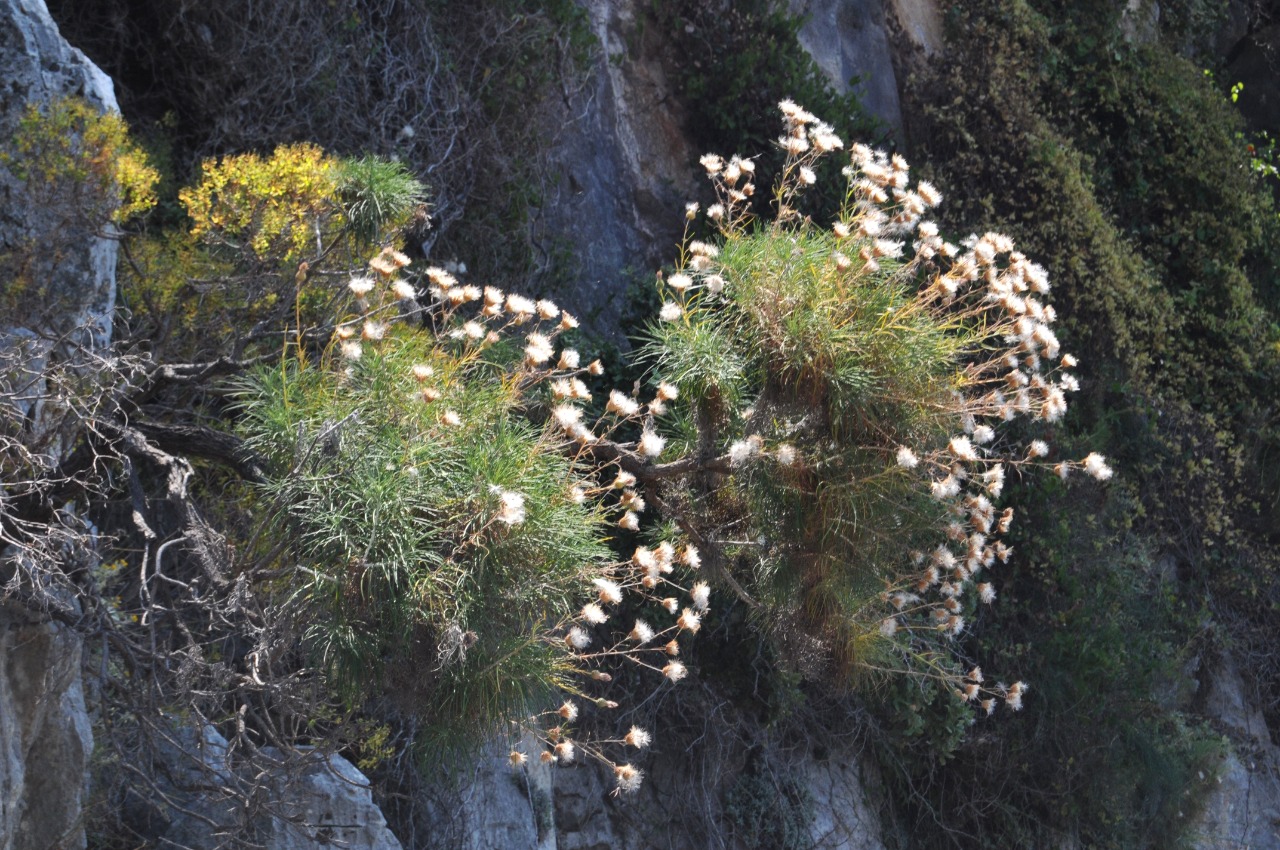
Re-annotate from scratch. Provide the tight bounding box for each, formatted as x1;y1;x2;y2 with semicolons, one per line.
690;581;710;611
496;489;526;525
678;608;701;633
1082;452;1113;481
629;619;655;644
593;578;623;605
624;726;652;748
638;430;666;459
615;763;644;793
607;391;641;417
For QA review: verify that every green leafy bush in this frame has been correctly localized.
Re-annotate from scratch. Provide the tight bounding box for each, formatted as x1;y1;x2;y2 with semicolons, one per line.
891;1;1280;845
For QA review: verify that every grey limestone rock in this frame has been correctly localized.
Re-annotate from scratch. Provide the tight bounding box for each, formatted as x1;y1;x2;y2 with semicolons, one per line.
155;726;404;850
1191;653;1280;850
0;1;118;848
0;604;94;850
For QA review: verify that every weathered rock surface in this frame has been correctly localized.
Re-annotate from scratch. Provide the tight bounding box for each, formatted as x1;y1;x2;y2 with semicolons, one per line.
1191;653;1280;850
409;736;889;850
789;0;904;135
0;604;94;850
535;0;695;338
787;0;942;138
0;2;117;849
801;755;886;850
154;726;404;850
449;739;556;850
0;0;119;348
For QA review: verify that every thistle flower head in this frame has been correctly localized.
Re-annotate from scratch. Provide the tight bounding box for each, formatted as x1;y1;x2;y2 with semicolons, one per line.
678;608;701;633
1082;452;1113;481
949;436;979;462
593;578;623;605
506;294;537;317
638;430;666;459
524;333;554;365
728;439;758;466
369;255;398;276
566;626;591;650
624;726;652;748
667;273;693;293
615;764;644;793
607;391;641;417
495;489;526;525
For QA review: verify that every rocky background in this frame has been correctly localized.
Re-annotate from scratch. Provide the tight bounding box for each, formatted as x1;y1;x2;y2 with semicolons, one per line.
4;0;1280;847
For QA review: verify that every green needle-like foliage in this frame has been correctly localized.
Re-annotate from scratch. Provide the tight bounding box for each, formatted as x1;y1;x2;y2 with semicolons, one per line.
337;156;428;246
642;105;1104;706
235;329;606;747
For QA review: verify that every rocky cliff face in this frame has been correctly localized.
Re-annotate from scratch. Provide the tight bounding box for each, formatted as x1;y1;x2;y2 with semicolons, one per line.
533;0;697;338
0;2;116;848
0;0;118;348
1193;653;1280;850
0;603;94;850
406;735;888;850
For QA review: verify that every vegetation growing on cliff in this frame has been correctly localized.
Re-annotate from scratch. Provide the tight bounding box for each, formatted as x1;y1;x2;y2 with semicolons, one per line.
6;0;1280;847
890;1;1280;846
2;82;1109;842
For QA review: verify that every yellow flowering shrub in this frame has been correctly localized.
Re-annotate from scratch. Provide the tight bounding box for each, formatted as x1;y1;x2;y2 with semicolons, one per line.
4;97;158;224
179;142;341;261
